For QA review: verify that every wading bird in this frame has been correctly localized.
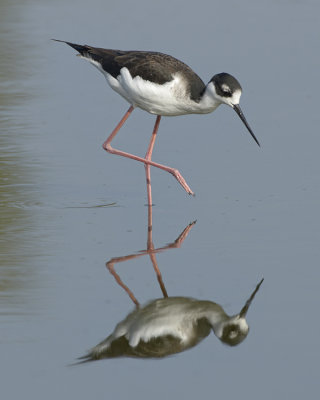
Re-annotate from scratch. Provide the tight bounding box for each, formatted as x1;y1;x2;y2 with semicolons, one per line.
54;40;259;200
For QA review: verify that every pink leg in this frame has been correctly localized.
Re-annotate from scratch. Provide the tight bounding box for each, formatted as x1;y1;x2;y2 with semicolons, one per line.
145;164;152;206
144;116;161;206
102;106;194;196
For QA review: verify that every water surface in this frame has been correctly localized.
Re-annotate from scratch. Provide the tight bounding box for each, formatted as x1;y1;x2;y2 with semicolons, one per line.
1;1;319;399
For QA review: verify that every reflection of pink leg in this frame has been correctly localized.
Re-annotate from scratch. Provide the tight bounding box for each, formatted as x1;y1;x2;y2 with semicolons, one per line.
105;208;196;303
106;262;140;308
102;107;194;195
149;252;168;298
146;204;168;297
145;116;161;206
172;220;197;247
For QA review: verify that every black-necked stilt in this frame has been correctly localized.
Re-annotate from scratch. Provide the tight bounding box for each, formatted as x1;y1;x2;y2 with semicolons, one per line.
78;279;263;361
54;40;259;197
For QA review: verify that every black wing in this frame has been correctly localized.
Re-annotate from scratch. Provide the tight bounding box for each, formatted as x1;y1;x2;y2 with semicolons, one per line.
54;40;205;102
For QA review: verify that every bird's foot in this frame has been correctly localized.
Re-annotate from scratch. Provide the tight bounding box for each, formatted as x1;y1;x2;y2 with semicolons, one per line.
170;168;194;196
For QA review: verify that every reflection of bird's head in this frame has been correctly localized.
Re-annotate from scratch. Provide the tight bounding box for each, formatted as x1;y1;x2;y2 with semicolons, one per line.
217;316;249;347
212;278;263;346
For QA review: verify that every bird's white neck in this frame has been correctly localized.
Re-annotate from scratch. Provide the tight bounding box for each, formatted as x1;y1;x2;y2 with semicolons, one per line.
194;82;223;114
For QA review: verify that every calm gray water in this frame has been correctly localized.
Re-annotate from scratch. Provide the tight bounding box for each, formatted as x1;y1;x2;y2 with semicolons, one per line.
1;0;319;398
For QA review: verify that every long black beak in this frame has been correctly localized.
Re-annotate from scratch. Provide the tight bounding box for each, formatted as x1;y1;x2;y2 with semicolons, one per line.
239;278;264;318
233;104;260;147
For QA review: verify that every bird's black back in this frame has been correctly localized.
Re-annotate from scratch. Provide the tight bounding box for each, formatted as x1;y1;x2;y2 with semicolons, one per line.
57;40;206;102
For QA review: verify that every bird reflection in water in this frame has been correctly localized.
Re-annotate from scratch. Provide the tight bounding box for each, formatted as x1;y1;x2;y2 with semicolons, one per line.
78;206;263;362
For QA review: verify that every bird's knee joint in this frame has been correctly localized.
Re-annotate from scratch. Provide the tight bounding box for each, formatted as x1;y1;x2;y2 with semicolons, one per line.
171;168;180;177
103;142;113;153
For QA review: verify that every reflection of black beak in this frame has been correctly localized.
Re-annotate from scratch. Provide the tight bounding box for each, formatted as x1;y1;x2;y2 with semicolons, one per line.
233;104;260;147
239;278;264;318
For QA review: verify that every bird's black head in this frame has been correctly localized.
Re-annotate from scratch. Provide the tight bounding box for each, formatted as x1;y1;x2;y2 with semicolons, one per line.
210;72;242;99
210;73;260;146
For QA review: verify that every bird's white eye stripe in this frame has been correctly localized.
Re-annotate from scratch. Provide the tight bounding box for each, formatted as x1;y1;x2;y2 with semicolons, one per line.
221;83;231;93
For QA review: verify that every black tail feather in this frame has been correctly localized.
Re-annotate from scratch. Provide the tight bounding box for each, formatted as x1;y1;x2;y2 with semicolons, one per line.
52;39;88;55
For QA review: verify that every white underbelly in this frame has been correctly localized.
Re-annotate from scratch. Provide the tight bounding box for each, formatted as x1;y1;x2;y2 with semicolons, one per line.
109;68;199;116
